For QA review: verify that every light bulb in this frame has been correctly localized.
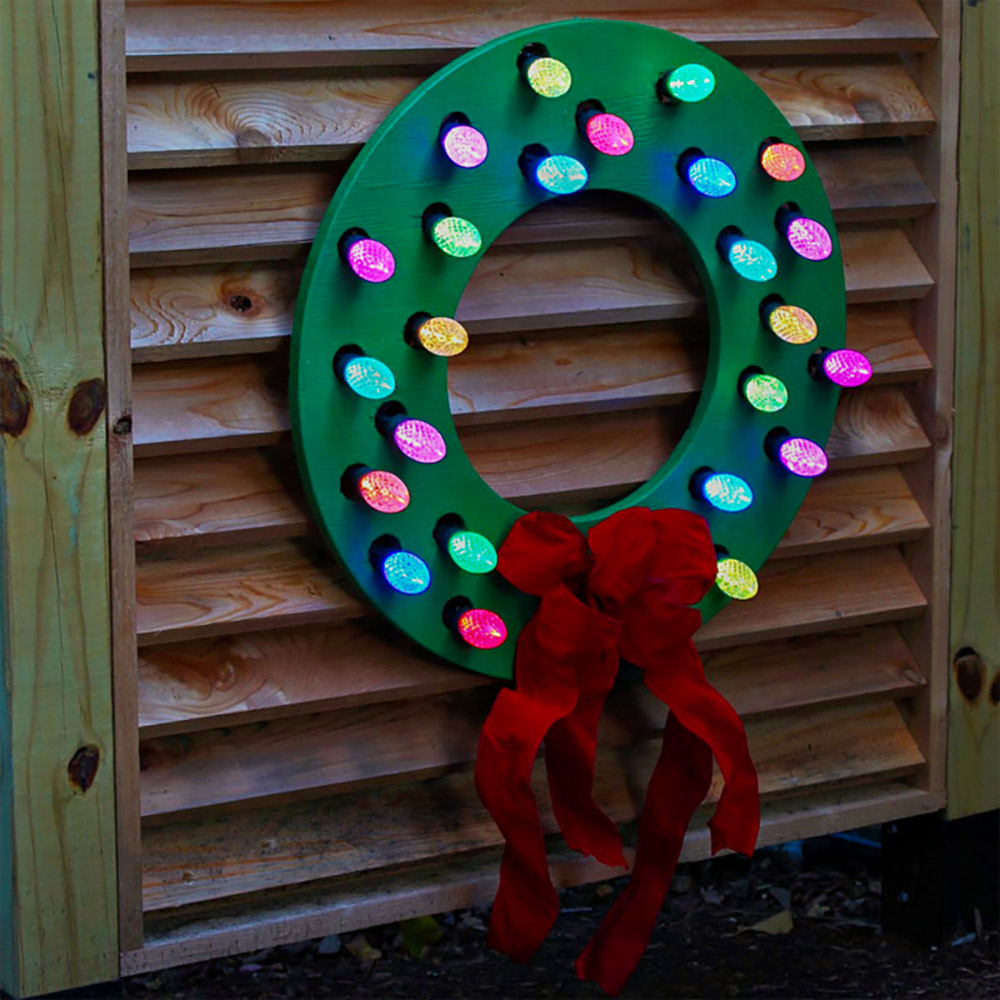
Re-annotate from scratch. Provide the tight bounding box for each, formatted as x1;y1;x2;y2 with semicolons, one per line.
584;112;634;155
760;142;806;181
662;63;716;103
782;213;833;261
457;607;507;649
447;530;498;574
716;557;758;600
342;234;395;283
393;418;446;464
742;372;788;412
722;235;778;282
414;316;469;357
339;354;395;400
381;550;431;595
429;215;482;258
774;436;828;477
358;469;410;513
441;122;488;168
534;154;588;195
694;471;754;512
684;155;737;198
765;302;818;345
820;349;872;387
525;56;572;98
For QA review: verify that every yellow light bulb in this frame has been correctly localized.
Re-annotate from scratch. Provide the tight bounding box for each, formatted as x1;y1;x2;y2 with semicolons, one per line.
416;316;469;357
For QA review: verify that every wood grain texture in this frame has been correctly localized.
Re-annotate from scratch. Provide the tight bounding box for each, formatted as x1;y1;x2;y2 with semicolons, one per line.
947;0;999;820
130;303;930;457
139;696;924;906
136;617;921;738
0;0;118;993
130;226;933;361
127;59;934;169
101;0;145;955
138;681;923;821
126;142;933;265
127;782;944;975
135;530;927;649
124;0;937;72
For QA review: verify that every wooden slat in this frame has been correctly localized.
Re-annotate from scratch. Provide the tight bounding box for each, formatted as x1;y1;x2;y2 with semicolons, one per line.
127;60;934;170
138;685;922;821
124;1;937;72
132;303;929;455
128;782;944;975
127;143;932;265
140;696;924;906
131;225;933;360
135;530;927;648
137;618;921;737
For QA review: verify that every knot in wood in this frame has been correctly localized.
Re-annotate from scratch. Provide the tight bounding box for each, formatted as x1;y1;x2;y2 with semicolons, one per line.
68;744;101;792
0;357;31;436
68;378;106;436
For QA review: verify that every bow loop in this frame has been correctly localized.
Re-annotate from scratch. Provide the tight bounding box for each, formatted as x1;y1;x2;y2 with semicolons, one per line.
497;510;592;597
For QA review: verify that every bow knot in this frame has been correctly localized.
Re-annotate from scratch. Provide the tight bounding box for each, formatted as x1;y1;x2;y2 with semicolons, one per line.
475;508;760;994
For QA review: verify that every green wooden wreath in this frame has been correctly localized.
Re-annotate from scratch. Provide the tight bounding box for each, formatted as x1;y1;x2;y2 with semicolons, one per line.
291;19;850;679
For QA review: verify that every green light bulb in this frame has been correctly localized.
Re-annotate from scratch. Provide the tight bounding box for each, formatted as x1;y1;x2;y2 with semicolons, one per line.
743;373;788;412
431;216;482;258
447;530;498;574
667;63;715;103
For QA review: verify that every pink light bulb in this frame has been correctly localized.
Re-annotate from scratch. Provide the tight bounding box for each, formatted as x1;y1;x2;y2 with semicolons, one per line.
786;217;832;261
822;349;872;387
346;238;395;282
778;437;828;477
585;113;634;155
393;418;446;464
442;124;488;168
457;608;507;649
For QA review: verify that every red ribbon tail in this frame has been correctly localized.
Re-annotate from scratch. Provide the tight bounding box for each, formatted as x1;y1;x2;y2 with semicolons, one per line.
575;712;713;995
544;651;627;870
475;686;574;962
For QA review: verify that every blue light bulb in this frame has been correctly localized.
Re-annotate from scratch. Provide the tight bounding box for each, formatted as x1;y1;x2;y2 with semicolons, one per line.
685;156;737;198
534;154;588;195
381;550;431;595
699;472;754;512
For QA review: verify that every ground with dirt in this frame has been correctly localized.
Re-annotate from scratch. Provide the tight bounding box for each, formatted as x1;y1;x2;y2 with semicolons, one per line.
123;837;999;999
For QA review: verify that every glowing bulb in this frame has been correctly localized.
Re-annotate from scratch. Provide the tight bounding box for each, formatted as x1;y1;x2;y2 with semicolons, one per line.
430;215;482;258
416;316;469;357
665;64;715;103
761;142;806;181
534;154;588;195
726;238;778;282
585;113;634;155
697;472;754;512
447;530;498;574
785;216;832;261
457;608;507;649
777;437;828;477
381;550;431;595
441;123;488;168
525;56;572;98
716;557;759;600
685;156;737;198
743;373;788;412
766;303;818;345
393;418;446;464
358;470;410;513
345;237;395;283
341;356;395;399
821;349;872;387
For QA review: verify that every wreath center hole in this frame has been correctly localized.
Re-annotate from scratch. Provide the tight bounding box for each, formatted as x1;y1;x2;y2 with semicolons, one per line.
451;192;706;515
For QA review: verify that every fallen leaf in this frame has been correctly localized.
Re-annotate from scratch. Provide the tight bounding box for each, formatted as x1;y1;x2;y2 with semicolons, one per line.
595;883;614;898
400;915;443;958
738;910;794;936
346;935;382;961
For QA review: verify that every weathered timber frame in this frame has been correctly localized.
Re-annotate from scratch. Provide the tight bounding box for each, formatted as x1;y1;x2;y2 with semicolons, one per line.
3;0;993;995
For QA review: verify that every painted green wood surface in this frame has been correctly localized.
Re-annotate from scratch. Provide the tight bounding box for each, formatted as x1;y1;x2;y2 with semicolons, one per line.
947;0;999;821
0;0;118;994
291;19;845;677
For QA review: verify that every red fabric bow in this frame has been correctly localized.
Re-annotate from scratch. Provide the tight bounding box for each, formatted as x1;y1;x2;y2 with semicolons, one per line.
474;507;760;995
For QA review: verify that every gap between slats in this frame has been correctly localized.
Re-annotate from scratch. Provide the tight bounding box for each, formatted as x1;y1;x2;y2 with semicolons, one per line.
130;781;941;974
139;694;924;909
126;142;933;265
131;225;933;362
124;1;937;73
125;61;935;170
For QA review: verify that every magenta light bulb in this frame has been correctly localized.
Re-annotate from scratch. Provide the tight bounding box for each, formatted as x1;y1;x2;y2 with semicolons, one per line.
821;349;872;387
393;418;447;464
785;216;832;261
778;436;828;477
585;112;634;155
342;234;395;282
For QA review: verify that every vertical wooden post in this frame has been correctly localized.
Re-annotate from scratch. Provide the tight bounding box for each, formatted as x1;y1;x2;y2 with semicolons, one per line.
947;0;999;820
0;0;118;995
